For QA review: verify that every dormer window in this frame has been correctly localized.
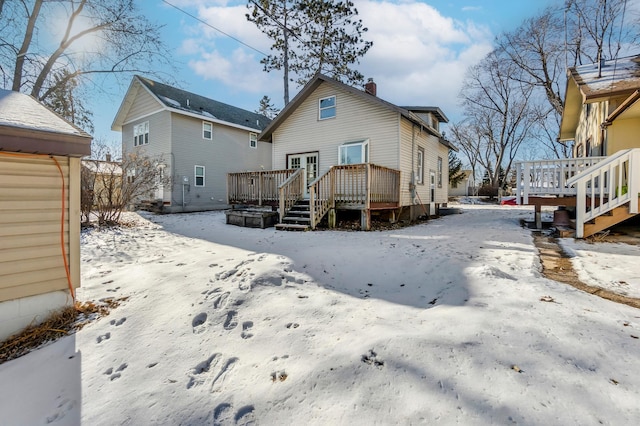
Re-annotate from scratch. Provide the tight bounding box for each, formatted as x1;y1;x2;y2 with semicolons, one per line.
203;121;212;140
319;96;336;120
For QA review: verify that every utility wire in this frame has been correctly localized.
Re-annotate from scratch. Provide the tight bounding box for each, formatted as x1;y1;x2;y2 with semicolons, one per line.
161;0;269;57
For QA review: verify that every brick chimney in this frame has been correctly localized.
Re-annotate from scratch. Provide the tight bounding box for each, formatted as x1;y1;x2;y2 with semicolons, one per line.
364;78;377;96
106;153;111;162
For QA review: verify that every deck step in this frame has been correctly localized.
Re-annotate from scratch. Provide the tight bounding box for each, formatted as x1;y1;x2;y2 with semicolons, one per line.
275;223;310;231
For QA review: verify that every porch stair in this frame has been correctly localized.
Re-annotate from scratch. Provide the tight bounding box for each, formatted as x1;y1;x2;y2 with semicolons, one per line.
583;200;639;237
275;200;311;231
554;200;639;238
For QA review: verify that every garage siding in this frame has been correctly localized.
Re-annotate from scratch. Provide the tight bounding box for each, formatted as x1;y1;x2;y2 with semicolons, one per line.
0;154;80;302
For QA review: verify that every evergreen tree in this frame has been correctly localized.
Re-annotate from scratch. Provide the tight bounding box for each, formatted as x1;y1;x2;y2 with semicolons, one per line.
246;0;372;105
448;151;465;187
256;95;280;119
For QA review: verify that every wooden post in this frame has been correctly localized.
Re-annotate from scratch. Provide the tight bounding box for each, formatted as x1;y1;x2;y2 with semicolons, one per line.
629;149;639;214
575;181;585;238
258;172;263;206
534;204;542;230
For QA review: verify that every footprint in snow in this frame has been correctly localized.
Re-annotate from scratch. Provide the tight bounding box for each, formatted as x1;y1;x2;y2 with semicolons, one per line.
224;311;238;330
241;321;254;339
45;397;77;424
96;332;111;344
187;353;220;389
110;317;126;327
192;312;208;334
104;363;128;381
210;357;239;393
212;292;230;310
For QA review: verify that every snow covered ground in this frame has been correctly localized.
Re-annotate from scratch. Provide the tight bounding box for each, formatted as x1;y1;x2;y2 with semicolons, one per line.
1;204;639;425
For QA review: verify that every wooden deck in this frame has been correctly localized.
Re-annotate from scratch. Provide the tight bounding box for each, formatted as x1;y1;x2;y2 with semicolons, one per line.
514;149;640;237
228;164;401;230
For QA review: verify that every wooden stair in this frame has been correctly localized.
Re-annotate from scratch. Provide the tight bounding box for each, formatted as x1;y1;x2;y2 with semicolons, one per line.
275;199;311;231
583;199;639;237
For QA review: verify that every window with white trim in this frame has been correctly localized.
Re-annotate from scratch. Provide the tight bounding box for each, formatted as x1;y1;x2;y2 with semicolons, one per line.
203;121;212;140
437;156;443;188
249;132;257;149
319;95;336;120
417;148;424;184
339;140;369;165
133;121;149;146
194;165;205;187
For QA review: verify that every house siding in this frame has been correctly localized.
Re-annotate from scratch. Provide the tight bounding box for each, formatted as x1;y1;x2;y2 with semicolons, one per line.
124;85;163;123
573;101;607;157
399;119;448;206
170;113;271;210
0;154;80;303
122;110;173;203
272;82;400;173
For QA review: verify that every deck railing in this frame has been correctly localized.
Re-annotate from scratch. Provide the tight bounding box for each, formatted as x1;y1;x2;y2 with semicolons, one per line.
309;163;401;228
229;163;401;229
278;168;304;222
228;169;295;205
567;148;640;238
515;156;606;204
308;169;333;229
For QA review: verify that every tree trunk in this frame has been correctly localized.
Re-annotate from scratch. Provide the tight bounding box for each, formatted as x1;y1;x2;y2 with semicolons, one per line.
12;0;43;92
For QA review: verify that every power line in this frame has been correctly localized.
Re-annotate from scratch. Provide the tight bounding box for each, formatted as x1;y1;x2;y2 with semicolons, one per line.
161;0;268;57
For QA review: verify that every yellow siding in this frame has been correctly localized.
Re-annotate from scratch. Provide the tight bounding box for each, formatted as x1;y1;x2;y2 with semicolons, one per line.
0;154;79;302
273;82;400;174
607;118;640;153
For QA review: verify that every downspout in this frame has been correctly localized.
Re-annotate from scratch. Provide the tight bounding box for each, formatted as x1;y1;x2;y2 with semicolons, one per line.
410;124;416;202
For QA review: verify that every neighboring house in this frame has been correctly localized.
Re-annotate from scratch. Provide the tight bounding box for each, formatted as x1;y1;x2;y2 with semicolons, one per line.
112;76;272;212
228;74;455;230
449;170;475;197
515;54;640;237
81;158;123;213
0;89;91;342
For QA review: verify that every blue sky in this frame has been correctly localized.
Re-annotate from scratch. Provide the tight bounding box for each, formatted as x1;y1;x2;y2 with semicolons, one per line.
91;0;557;146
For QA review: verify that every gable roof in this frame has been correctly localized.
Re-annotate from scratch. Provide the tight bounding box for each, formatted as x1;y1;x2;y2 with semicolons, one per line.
112;76;271;133
560;54;640;140
0;89;91;157
258;74;451;148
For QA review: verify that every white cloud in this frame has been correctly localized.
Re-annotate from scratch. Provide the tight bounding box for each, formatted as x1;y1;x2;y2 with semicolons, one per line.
180;0;495;120
355;1;494;122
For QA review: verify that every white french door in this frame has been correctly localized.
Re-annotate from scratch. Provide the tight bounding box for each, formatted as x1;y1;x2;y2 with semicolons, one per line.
288;153;318;197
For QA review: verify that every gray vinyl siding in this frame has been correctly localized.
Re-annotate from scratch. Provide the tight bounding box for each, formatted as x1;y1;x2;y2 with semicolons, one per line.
124;85;163;122
0;155;80;302
170;114;271;209
122;110;173;203
272;82;400;174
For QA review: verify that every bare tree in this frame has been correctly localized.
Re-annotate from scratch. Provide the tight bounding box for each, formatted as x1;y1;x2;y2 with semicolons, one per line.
495;0;639;158
82;141;168;226
0;0;173;131
455;50;538;190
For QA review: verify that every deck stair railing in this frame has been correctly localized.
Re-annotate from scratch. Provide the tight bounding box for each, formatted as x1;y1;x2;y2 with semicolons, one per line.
228;169;295;205
229;164;401;229
277;168;304;222
308;163;401;229
515;156;606;203
567;148;640;238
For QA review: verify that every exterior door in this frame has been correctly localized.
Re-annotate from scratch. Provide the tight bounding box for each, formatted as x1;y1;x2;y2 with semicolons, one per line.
288;153;318;197
429;171;436;215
